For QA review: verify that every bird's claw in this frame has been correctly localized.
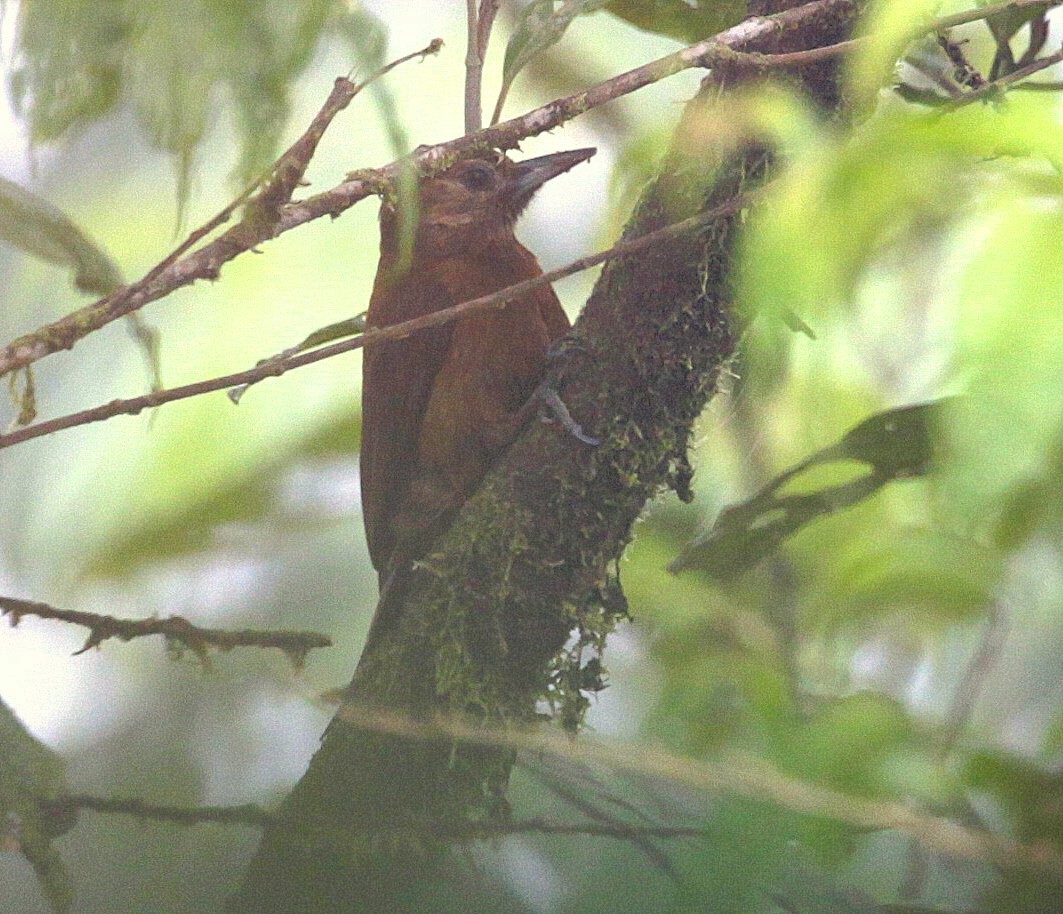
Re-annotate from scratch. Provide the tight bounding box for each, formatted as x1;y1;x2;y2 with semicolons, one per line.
538;388;600;446
545;334;591;364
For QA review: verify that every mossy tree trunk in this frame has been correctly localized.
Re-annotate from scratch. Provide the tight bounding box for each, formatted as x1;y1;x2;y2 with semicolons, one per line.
232;3;861;911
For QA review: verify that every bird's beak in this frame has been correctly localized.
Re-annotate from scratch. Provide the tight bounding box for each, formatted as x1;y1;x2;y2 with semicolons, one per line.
505;147;596;214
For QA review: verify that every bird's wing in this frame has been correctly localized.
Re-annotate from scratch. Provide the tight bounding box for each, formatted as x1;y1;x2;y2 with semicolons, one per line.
360;274;455;575
536;283;571;341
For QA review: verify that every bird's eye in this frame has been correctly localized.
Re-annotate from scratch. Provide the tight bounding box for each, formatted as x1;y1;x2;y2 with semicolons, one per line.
457;162;496;191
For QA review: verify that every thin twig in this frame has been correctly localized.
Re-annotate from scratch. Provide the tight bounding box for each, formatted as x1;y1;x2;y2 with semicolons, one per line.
477;0;503;59
0;595;331;667
930;0;1056;32
466;0;483;133
939;602;1009;755
0;192;756;451
522;759;677;876
326;704;1063;879
1012;79;1063;89
940;45;1063;108
3;0;1036;383
662;0;1061;71
160;39;446;287
41;795;273;828
0;37;444;382
454;817;704;841
40;791;704;843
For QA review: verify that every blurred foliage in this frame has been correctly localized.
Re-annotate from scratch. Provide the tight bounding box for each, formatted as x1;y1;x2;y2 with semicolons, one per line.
82;402;360;578
0;700;72;913
641;8;1063;911
493;0;611;122
848;0;946;108
0;176;123;296
5;0;386;211
670;400;949;579
1;1;1062;914
0;177;163;423
605;0;746;42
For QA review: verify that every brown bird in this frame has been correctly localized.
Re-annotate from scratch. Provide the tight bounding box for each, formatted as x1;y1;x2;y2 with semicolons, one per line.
360;147;595;620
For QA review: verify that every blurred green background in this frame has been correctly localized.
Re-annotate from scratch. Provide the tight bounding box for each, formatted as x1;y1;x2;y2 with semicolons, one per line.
1;2;1061;912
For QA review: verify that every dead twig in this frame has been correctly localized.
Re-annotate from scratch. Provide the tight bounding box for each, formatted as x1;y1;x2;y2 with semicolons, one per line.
0;37;444;384
0;595;331;668
0;193;756;451
4;0;1040;383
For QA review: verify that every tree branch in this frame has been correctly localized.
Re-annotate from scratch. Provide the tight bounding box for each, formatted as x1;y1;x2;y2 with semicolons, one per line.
0;37;444;383
941;45;1063;108
465;0;483;133
0;596;331;667
5;0;1024;385
0;192;756;451
232;3;865;910
40;795;272;829
42;791;704;842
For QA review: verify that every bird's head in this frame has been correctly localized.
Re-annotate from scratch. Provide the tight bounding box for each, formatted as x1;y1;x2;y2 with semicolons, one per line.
380;147;596;262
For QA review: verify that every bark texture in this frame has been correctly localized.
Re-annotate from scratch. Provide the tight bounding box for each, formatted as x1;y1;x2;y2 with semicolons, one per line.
233;3;861;911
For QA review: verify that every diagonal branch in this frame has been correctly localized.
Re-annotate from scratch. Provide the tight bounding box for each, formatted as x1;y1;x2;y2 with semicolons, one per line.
0;192;755;451
4;0;1036;385
232;3;865;910
0;37;444;383
941;45;1063;108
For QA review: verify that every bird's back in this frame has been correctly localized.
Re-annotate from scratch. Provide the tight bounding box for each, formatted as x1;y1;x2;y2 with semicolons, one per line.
359;148;592;593
360;243;568;581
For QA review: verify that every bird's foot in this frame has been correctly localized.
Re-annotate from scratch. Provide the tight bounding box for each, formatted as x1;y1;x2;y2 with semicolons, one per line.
537;388;600;446
538;337;600;445
545;334;592;366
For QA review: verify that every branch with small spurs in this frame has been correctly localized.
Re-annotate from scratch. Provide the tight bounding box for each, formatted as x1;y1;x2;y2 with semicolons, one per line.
1;0;1056;448
5;0;1043;386
0;192;759;451
0;595;331;668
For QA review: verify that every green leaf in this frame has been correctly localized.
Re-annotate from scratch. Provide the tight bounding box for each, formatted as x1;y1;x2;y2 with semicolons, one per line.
494;0;611;121
10;1;387;203
0;699;73;913
837;399;948;476
604;0;746;43
670;401;950;579
809;528;1003;625
787;692;915;794
0;176;123;295
667;467;884;581
227;314;367;404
